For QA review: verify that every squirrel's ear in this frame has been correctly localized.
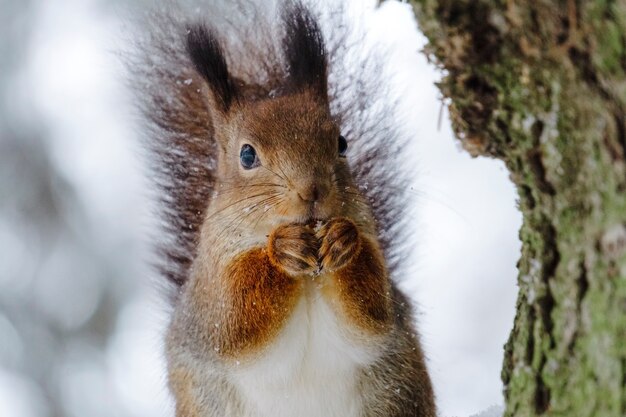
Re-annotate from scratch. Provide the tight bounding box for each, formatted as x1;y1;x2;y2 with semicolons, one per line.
282;3;328;100
186;24;239;113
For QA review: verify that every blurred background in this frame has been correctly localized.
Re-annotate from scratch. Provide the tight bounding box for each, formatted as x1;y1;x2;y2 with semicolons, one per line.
0;0;521;416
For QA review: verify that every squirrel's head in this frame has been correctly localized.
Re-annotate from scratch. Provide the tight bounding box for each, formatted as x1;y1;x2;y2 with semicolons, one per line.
186;5;370;236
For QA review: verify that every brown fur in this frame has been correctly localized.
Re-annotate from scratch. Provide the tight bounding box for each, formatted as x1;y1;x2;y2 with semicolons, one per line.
131;2;435;416
268;223;319;275
317;217;363;271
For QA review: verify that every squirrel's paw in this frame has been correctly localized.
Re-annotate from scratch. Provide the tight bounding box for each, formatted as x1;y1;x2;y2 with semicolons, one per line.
317;218;361;272
268;224;319;276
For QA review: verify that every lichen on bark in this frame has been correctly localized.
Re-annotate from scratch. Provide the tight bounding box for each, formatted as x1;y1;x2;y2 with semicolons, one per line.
410;1;626;416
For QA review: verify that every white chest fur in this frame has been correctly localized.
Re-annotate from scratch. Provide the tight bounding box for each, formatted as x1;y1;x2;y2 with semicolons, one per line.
230;283;379;417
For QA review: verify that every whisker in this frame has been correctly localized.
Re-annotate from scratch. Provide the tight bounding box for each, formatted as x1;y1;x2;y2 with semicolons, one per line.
276;165;292;186
216;182;287;194
206;191;282;220
251;196;284;230
211;200;263;238
260;165;287;183
214;194;283;240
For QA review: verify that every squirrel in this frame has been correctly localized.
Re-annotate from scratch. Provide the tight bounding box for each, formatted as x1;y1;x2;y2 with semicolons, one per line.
129;1;435;416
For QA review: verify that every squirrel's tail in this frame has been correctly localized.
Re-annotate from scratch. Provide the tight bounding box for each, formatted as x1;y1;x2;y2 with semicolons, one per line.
127;0;412;293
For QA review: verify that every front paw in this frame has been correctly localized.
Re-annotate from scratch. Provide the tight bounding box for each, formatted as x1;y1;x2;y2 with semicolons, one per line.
317;218;361;272
268;224;319;276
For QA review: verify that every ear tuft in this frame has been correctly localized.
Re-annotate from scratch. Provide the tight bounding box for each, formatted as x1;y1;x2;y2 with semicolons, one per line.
282;3;328;98
186;24;238;112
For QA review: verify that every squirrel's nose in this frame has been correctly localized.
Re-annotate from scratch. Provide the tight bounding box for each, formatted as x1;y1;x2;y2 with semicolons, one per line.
297;183;329;203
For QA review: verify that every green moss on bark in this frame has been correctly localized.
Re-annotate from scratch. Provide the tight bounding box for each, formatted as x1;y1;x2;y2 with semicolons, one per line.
410;1;626;416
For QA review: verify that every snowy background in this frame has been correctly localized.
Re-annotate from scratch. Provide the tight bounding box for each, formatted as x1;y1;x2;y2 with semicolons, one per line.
0;1;520;416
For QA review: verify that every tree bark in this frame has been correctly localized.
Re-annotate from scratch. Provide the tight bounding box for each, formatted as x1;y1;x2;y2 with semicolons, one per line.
410;1;626;416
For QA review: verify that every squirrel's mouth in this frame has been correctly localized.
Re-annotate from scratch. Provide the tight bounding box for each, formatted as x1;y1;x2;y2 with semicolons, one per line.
304;217;326;229
302;204;329;228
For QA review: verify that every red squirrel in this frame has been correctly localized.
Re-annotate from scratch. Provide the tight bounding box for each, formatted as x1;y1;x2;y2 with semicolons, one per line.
130;2;435;416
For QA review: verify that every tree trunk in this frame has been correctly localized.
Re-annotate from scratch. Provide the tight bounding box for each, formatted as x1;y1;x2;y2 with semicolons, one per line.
410;1;626;416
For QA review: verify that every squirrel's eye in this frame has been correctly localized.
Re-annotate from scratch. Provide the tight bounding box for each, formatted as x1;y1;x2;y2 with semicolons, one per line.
338;135;348;157
240;144;259;169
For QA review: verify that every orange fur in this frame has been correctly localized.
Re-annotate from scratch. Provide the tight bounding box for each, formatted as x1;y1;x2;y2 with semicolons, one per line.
216;248;303;356
324;243;392;334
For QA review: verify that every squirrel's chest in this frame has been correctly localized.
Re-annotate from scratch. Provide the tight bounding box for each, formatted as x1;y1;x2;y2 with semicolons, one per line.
230;285;378;417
